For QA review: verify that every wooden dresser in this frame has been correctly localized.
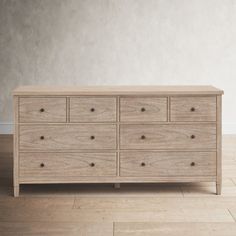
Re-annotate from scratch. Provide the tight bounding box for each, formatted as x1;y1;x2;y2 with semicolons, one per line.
13;86;223;196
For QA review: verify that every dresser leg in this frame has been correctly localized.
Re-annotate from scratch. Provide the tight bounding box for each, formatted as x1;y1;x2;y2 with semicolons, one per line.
13;185;19;197
114;183;120;189
216;182;221;195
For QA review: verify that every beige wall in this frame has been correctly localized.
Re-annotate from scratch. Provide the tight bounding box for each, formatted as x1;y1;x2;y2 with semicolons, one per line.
0;0;236;133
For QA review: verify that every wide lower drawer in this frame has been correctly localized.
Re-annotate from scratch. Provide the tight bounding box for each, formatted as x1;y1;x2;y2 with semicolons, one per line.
19;125;116;150
120;124;216;150
19;97;67;123
19;153;117;179
120;152;216;177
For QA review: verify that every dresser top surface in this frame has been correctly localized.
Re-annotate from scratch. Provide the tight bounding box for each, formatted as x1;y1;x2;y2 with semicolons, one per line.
13;85;223;96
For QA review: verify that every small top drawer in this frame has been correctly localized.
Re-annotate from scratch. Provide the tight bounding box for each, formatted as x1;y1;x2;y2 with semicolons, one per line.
19;97;67;123
170;96;216;122
120;97;167;122
70;97;116;122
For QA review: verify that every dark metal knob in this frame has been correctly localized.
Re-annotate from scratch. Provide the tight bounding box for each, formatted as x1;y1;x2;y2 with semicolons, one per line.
90;108;95;112
190;107;195;112
191;162;195;166
191;135;195;139
90;135;95;140
141;162;146;166
141;107;146;112
40;108;45;112
40;163;45;167
40;136;44;140
90;162;95;167
141;135;146;140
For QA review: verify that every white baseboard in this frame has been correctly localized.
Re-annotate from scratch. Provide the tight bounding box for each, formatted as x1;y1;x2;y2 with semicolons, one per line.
0;123;13;134
222;123;236;135
1;122;236;134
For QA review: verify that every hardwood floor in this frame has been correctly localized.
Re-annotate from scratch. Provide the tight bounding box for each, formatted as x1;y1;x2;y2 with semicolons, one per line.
0;134;236;235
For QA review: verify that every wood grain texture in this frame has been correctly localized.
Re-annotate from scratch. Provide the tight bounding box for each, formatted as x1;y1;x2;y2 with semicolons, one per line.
19;124;116;150
216;95;222;194
120;124;216;150
114;223;236;236
13;86;224;96
70;97;116;122
19;152;117;181
120;97;167;122
170;96;216;122
13;96;19;197
19;97;67;123
120;152;216;177
13;86;223;196
0;222;113;236
19;176;216;184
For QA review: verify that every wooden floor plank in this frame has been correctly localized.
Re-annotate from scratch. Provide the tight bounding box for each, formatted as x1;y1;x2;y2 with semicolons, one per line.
114;222;236;236
0;208;233;223
74;197;236;211
0;197;75;210
0;222;113;236
0;134;236;235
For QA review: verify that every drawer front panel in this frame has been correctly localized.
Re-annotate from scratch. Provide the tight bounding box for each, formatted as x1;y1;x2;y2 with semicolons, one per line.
120;152;216;176
120;97;167;122
120;124;216;150
19;125;116;150
170;96;216;122
70;97;116;122
20;152;117;179
19;97;67;123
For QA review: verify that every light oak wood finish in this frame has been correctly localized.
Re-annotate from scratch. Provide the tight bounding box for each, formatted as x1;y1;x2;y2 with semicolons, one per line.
13;85;224;96
114;223;236;236
120;97;167;122
120;124;216;150
19;152;117;181
19;124;116;150
216;95;222;195
70;97;116;122
120;152;216;177
170;96;216;122
13;96;19;197
1;134;236;236
13;86;223;196
19;97;67;123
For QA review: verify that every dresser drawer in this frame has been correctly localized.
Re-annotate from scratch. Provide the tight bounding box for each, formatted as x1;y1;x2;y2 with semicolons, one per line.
70;97;116;122
120;124;216;150
120;97;167;122
19;97;67;123
19;125;116;150
120;152;216;177
170;96;216;122
20;152;117;180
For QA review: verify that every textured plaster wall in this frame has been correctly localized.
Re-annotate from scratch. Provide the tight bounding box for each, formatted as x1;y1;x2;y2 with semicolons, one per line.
0;0;236;133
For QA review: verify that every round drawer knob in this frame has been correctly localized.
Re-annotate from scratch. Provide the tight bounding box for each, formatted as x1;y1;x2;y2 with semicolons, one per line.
40;108;45;112
190;107;195;112
90;162;95;167
40;136;44;140
141;107;146;112
90;108;95;112
141;162;146;166
190;135;195;139
40;163;45;167
190;162;195;166
141;135;146;140
90;135;95;140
